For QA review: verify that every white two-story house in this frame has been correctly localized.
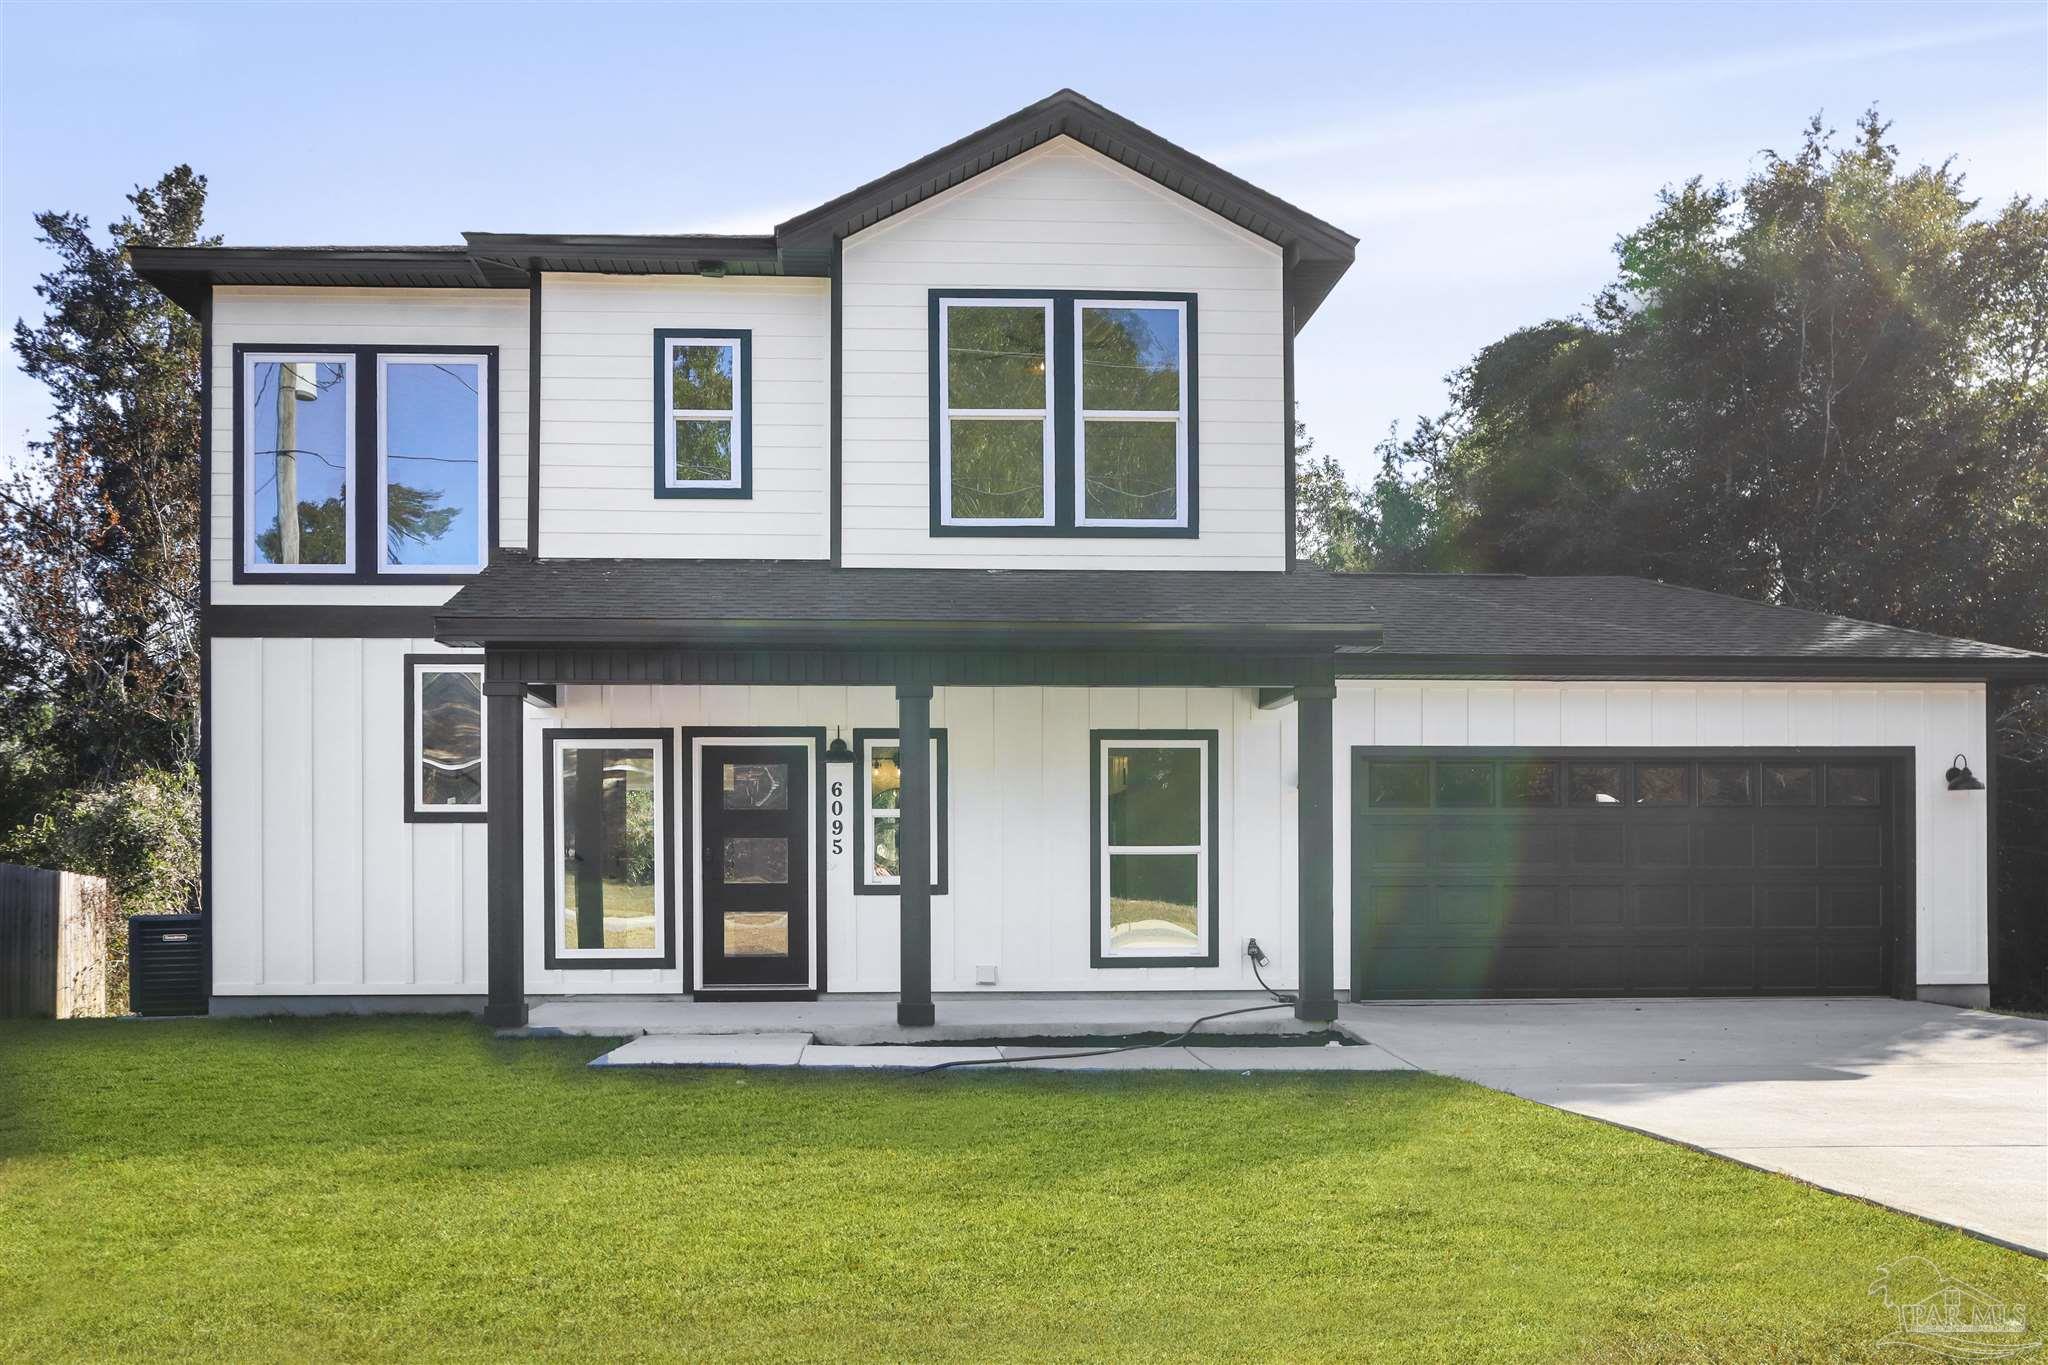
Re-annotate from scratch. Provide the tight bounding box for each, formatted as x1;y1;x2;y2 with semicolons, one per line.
134;90;2041;1026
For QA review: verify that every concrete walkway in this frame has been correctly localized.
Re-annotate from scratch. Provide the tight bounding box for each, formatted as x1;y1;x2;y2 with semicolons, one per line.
1342;998;2048;1254
588;1032;1413;1072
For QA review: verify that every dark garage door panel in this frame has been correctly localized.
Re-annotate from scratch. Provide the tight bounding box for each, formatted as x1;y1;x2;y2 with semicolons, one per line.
1352;753;1901;998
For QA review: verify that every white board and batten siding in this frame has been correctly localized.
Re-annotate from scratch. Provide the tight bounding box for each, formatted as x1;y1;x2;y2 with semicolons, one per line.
536;274;830;560
1333;681;1992;988
209;636;487;995
529;684;1299;995
208;287;531;604
838;135;1288;571
520;679;1987;998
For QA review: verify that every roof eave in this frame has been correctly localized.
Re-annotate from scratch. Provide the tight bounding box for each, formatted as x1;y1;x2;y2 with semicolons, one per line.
1342;654;2048;683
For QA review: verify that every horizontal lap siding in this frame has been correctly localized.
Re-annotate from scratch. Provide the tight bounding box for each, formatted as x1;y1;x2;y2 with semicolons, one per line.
209;288;530;605
538;275;830;560
840;138;1287;570
533;685;1294;994
1334;681;1989;989
209;636;486;995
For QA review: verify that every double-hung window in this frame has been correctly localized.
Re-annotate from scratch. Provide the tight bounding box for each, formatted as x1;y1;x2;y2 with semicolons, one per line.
655;329;751;497
930;290;1196;536
405;655;486;822
936;298;1054;526
237;346;493;580
1091;731;1220;967
853;729;949;895
1075;300;1189;527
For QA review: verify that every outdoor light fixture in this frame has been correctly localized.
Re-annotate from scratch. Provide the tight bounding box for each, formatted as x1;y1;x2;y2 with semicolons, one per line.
825;729;853;763
697;260;728;279
1945;755;1986;791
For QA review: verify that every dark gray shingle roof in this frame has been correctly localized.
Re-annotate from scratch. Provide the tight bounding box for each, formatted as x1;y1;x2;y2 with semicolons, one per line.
436;558;2041;675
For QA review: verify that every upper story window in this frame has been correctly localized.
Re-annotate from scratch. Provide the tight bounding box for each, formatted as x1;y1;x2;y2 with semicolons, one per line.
936;298;1054;527
1076;300;1189;528
236;345;494;582
929;290;1196;538
654;329;751;499
379;356;489;573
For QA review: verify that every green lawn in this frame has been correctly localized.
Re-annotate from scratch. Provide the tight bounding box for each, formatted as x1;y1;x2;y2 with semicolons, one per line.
1;1019;2038;1362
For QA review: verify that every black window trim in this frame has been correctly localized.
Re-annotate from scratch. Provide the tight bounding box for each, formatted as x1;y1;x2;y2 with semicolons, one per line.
230;342;499;584
541;726;677;971
927;289;1199;539
850;727;950;896
403;652;487;824
1089;728;1222;969
651;327;753;501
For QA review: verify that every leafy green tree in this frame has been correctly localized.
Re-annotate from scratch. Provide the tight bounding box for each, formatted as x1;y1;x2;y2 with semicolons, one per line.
2;167;211;923
1354;110;2048;1001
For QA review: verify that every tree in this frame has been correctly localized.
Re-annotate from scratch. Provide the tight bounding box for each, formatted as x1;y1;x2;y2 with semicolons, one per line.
1359;111;2048;1002
1;167;212;916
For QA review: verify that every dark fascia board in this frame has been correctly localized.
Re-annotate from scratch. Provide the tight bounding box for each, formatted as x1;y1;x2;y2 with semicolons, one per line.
434;615;1383;653
462;232;790;277
773;88;1358;326
129;245;502;315
1345;654;2048;683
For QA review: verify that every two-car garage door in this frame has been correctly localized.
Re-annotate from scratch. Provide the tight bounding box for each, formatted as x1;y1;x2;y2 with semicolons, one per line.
1351;751;1904;998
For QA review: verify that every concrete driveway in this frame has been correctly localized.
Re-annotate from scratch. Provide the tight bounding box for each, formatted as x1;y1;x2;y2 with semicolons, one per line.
1340;998;2048;1254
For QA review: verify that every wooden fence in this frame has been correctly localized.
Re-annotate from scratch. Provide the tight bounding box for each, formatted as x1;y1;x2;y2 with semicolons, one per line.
0;864;110;1019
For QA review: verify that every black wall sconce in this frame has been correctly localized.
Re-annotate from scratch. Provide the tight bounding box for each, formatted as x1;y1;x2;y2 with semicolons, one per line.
1945;754;1986;791
825;728;853;763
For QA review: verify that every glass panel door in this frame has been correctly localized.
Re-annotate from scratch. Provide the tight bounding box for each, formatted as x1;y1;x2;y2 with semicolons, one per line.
699;743;810;987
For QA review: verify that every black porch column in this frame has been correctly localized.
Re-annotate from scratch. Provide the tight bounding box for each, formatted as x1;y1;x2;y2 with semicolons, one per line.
483;684;527;1028
896;683;936;1026
1294;683;1339;1022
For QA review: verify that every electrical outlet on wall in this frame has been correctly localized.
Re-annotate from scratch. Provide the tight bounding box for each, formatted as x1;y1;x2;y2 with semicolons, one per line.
974;965;998;985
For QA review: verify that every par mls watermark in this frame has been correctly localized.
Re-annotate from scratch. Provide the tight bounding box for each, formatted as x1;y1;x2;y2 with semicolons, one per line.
1869;1256;2040;1360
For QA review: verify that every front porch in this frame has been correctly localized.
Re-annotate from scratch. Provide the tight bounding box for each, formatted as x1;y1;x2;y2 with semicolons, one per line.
449;607;1378;1032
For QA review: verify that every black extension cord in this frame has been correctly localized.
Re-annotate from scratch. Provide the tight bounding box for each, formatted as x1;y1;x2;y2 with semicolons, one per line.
910;942;1300;1074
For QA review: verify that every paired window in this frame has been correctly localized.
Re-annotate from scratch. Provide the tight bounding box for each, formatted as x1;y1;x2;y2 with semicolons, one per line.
237;347;492;579
544;730;675;969
1091;731;1220;967
852;729;949;895
404;655;485;822
654;329;751;498
931;291;1196;536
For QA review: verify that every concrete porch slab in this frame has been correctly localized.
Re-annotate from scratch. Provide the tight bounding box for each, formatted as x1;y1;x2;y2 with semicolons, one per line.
799;1045;1005;1069
520;994;1315;1044
588;1033;812;1068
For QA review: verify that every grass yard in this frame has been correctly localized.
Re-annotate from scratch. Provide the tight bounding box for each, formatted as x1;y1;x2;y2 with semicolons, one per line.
2;1018;2039;1362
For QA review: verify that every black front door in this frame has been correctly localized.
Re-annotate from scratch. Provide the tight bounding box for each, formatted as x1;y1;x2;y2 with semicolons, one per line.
699;744;811;988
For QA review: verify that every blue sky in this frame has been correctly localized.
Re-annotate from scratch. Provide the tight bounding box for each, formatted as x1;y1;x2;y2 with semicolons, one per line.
3;1;2043;485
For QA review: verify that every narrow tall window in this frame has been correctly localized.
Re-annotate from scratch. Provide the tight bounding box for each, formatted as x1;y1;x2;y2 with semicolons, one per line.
379;355;488;572
244;354;355;573
1075;300;1188;527
937;298;1054;526
854;729;949;895
1092;732;1218;966
656;330;750;497
406;656;486;822
546;731;673;967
